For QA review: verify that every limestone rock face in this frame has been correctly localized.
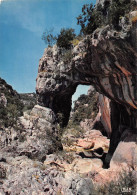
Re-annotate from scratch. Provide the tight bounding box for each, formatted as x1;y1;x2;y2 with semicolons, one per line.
0;93;7;107
80;93;111;137
36;26;137;119
36;45;78;127
0;77;23;128
36;17;137;165
98;95;111;137
0;105;62;161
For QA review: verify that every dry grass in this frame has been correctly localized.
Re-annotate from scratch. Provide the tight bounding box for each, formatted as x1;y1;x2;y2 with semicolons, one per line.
70;39;80;46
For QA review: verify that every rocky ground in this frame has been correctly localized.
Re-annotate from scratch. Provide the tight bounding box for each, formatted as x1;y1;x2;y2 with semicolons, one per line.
0;76;136;195
0;105;136;195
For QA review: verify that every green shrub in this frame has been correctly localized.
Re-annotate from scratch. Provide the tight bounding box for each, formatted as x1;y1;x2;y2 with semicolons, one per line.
63;121;84;137
56;28;76;50
42;28;57;47
77;3;104;35
42;28;77;52
0;78;23;128
77;0;137;34
72;90;98;125
20;93;37;112
108;0;136;29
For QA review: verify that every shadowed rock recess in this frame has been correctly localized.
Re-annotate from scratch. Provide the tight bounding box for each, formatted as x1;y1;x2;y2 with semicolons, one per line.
36;12;137;166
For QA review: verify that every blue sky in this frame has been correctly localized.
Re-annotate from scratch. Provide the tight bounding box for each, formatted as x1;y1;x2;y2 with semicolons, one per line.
0;0;96;102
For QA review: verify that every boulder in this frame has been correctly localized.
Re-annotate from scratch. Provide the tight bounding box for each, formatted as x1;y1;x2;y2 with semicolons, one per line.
110;131;137;170
0;105;62;161
76;139;95;150
62;172;94;195
72;158;103;174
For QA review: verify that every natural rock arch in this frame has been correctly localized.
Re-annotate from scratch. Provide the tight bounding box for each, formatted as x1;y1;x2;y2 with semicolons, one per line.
36;24;137;165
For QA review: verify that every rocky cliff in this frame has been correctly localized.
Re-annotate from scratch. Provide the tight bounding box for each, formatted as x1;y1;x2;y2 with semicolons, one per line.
0;78;62;161
36;8;137;166
0;78;37;128
0;78;23;128
0;1;137;194
80;93;111;137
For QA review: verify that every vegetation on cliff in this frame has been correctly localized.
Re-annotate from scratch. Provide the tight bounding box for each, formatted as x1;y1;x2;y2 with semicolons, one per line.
72;89;98;125
0;78;36;128
42;0;136;69
42;28;57;47
0;78;23;127
56;28;76;50
20;93;37;111
77;3;103;35
42;28;76;49
77;0;137;34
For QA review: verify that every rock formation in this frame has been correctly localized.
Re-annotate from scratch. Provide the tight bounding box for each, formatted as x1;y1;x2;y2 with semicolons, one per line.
0;78;23;128
80;92;111;138
0;1;136;194
0;105;62;162
0;78;62;160
72;87;99;126
36;10;137;166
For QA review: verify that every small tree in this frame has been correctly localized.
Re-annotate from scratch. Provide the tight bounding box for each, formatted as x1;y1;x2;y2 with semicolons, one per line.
56;28;76;50
108;0;137;29
77;3;103;35
42;28;57;47
77;0;137;34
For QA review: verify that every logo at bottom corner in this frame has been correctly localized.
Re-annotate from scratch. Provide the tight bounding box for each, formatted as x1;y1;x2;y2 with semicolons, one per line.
121;187;132;193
